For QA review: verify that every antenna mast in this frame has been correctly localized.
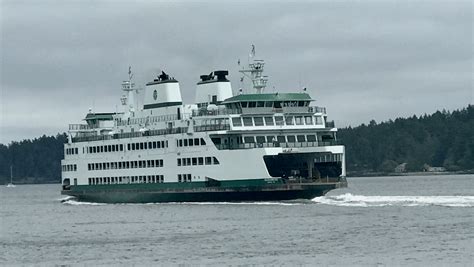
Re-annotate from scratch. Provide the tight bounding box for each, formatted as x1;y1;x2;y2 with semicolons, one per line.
239;45;268;94
121;66;137;116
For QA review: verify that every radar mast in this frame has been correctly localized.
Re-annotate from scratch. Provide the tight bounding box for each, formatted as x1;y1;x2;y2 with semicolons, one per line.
239;45;268;94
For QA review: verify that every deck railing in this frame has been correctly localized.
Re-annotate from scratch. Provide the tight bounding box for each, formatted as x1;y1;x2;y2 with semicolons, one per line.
71;127;189;143
214;140;340;150
69;124;91;131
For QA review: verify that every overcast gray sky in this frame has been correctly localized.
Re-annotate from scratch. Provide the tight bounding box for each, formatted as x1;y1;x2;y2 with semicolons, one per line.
1;0;472;144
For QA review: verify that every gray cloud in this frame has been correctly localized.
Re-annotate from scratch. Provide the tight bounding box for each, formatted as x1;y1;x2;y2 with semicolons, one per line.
1;0;472;144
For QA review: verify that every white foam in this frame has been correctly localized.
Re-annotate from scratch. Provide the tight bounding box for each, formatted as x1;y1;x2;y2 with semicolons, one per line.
61;199;106;206
312;193;474;207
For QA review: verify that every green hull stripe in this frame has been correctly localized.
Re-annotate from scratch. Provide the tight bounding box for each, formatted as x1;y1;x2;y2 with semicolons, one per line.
143;101;182;109
70;179;281;192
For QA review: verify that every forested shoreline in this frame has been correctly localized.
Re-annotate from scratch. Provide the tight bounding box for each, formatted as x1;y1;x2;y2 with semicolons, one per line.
0;106;472;184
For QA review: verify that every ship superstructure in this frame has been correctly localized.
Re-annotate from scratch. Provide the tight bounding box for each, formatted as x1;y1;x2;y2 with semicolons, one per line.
61;49;346;203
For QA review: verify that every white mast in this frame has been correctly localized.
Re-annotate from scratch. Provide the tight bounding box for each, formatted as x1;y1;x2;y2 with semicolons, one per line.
239;45;268;94
121;66;137;119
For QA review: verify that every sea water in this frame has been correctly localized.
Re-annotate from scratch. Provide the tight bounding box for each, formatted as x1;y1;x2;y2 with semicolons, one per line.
0;175;473;265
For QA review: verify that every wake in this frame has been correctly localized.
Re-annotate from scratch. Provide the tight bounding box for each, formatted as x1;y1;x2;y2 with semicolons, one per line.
312;193;474;207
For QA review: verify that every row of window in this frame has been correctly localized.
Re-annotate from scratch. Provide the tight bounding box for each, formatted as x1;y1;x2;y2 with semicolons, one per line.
243;134;318;144
226;100;310;110
177;157;220;166
88;175;165;185
88;159;164;171
85;141;169;154
127;141;168;151
87;144;124;154
62;164;77;172
177;174;192;182
232;115;323;127
65;148;79;155
176;138;207;147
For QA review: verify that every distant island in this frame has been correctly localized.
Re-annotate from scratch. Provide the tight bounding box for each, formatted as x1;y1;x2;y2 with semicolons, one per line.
0;105;472;184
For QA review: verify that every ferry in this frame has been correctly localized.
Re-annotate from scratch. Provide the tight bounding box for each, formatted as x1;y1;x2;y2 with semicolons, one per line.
61;48;347;203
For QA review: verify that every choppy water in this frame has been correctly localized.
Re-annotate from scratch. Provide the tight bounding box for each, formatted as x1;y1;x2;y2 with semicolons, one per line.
1;175;473;265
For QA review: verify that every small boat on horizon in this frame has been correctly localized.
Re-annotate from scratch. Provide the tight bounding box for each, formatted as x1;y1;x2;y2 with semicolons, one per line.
6;165;16;188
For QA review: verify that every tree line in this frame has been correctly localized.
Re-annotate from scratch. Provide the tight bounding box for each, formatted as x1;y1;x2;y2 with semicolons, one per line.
0;105;472;184
338;105;473;175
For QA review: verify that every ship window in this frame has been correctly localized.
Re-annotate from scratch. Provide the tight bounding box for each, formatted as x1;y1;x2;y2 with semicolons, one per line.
244;136;255;143
298;101;305;107
277;135;286;143
104;146;108;152
205;157;212;165
178;174;182;182
112;145;116;152
254;117;264;126
75;148;78;154
213;157;220;165
304;116;313;125
267;136;275;143
188;174;192;182
198;157;204;165
182;158;187;166
189;139;194;146
257;101;264;107
140;143;144;150
157;141;161;148
144;143;147;149
241;102;248;108
256;136;266;144
177;158;181;166
120;144;123;151
100;146;103;153
186;158;191;166
232;117;242;127
274;101;282;108
285;116;294;125
265;101;273;107
200;138;206;145
194;138;200;146
127;144;131;150
160;159;164;167
295;116;304;125
264;117;274;126
275;116;284;125
307;135;317;142
287;135;296;143
150;160;155;167
243;117;253;126
93;147;97;153
248;102;256;108
297;135;306;142
152;141;156;148
315;116;323;125
118;162;122;169
192;158;197;165
131;143;135;150
184;139;188;146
